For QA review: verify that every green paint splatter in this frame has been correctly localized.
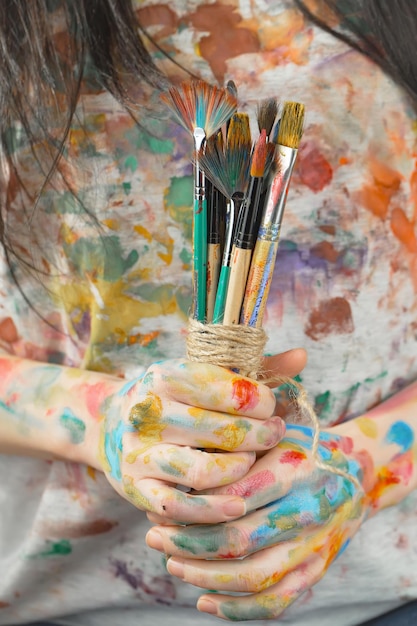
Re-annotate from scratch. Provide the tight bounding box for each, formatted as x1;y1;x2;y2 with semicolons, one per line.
63;235;138;281
164;176;193;240
179;247;192;267
30;540;72;558
124;155;138;172
122;181;131;195
59;408;86;444
125;125;174;155
314;390;333;420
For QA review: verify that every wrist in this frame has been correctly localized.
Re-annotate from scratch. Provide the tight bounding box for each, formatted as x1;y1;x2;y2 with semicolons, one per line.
333;382;417;515
0;353;126;468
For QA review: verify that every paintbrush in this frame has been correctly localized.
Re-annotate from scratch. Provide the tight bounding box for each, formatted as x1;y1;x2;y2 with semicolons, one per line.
206;133;224;322
223;129;268;325
199;112;252;323
161;80;237;321
257;97;279;140
241;101;305;327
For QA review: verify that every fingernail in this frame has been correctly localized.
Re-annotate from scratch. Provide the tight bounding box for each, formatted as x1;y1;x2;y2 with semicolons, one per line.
223;497;246;518
197;598;218;615
259;416;285;446
167;557;185;579
146;528;164;551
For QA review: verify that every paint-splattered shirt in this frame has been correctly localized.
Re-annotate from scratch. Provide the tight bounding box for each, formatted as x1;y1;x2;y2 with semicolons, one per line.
0;1;416;624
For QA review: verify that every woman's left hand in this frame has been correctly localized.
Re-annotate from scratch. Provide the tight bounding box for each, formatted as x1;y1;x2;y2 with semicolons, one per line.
146;423;372;621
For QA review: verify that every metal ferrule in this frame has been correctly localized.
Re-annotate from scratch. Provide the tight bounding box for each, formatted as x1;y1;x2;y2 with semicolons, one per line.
261;145;297;228
193;127;206;199
257;222;281;243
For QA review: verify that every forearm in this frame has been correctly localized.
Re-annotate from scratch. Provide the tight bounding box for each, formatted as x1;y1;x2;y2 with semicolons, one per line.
334;380;417;514
0;353;125;467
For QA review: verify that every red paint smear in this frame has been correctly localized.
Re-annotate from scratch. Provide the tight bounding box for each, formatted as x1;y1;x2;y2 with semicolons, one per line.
305;297;354;341
232;378;260;413
297;143;333;193
78;381;113;420
321;436;354;456
225;469;275;498
0;357;16;379
0;602;10;609
280;449;306;467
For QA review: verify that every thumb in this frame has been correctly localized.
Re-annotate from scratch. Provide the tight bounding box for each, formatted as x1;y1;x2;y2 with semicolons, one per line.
261;348;307;388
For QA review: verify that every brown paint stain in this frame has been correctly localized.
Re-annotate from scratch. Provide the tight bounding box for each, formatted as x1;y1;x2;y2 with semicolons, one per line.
296;142;333;193
0;317;19;343
187;4;260;83
41;518;118;539
358;158;402;220
0;602;10;609
305;297;354;341
319;225;336;236
390;207;417;253
136;4;179;39
310;241;339;263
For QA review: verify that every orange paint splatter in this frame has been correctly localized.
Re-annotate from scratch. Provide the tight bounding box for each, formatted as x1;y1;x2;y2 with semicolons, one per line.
232;378;260;412
390;207;417;253
358;158;402;220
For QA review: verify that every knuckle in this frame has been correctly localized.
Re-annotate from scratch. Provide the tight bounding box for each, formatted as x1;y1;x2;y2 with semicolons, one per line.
224;527;251;559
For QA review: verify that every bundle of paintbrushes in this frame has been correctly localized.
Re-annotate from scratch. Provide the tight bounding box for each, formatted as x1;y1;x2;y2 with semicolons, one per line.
162;80;305;379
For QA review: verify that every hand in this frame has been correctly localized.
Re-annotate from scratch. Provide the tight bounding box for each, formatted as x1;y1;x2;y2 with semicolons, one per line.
99;356;300;524
146;423;370;621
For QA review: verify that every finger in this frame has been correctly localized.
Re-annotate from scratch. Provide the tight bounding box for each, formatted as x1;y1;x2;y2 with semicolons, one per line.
200;438;315;510
147;467;362;558
167;536;307;592
196;557;325;621
261;348;308;388
123;477;247;523
127;401;286;452
143;359;276;418
166;514;354;593
125;443;257;490
147;511;179;525
146;495;310;559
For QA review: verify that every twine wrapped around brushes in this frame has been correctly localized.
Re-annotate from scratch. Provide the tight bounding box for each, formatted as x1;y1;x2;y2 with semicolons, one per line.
186;318;362;490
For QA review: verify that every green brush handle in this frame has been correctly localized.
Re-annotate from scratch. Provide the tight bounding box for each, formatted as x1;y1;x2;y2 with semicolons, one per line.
212;264;231;324
193;196;207;321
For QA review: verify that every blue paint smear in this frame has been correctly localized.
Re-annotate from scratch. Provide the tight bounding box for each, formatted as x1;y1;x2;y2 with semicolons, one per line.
385;421;414;453
118;375;143;397
104;421;131;481
337;538;351;559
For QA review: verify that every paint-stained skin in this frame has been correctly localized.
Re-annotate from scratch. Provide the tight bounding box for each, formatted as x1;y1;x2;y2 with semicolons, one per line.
0;0;417;623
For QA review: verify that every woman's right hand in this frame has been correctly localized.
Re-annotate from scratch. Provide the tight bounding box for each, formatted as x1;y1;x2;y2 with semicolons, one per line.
99;358;285;524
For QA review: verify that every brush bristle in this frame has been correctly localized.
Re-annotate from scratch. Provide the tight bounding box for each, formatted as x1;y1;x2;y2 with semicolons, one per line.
161;80;237;138
227;113;251;151
277;101;305;149
257;98;279;137
226;80;238;100
199;121;251;198
250;129;268;178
